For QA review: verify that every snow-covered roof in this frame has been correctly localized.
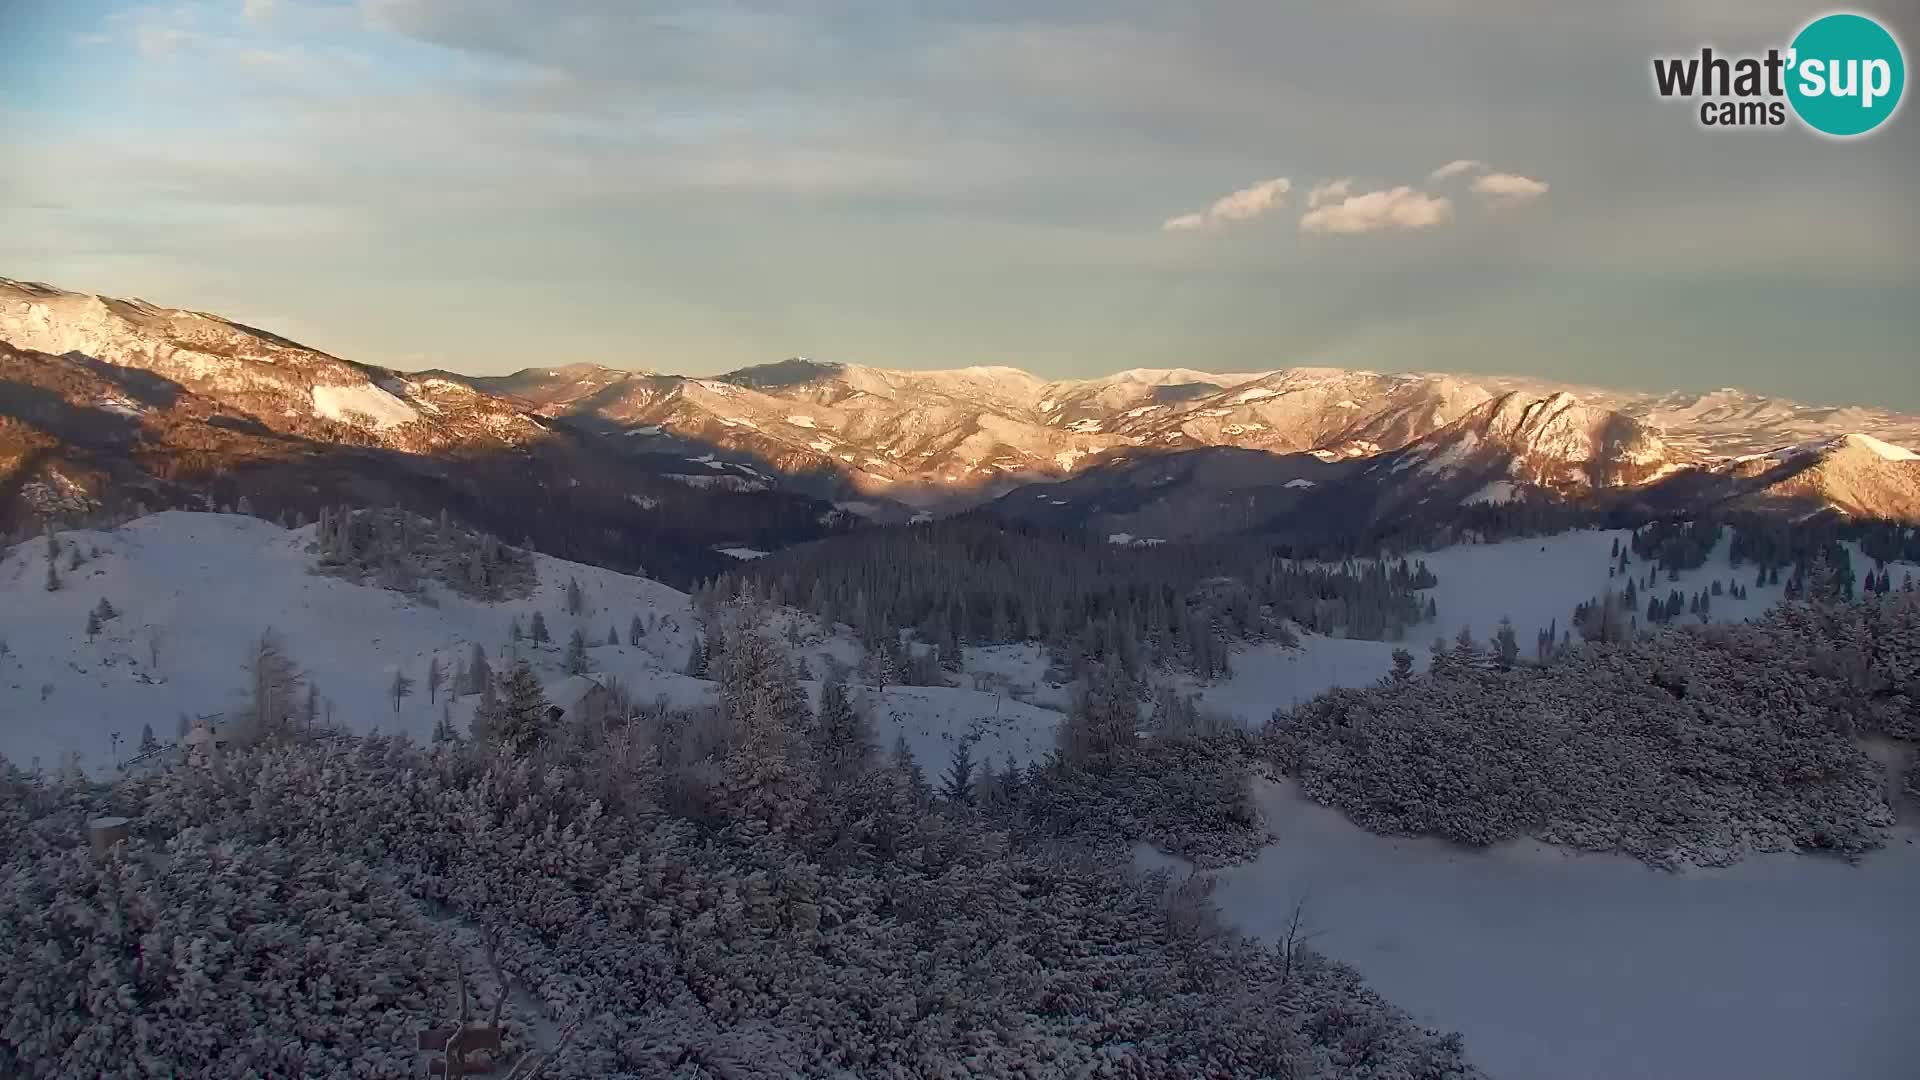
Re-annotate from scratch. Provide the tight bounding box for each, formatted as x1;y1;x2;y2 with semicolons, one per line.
545;674;607;711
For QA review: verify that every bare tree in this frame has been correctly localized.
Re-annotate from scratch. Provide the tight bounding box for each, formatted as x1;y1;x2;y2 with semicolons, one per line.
242;628;304;741
1278;893;1326;986
390;666;416;716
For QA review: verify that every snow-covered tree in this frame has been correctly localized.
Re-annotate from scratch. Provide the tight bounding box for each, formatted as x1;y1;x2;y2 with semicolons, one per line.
240;628;304;741
529;611;550;645
813;679;874;788
488;661;550;754
564;628;590;674
940;735;977;805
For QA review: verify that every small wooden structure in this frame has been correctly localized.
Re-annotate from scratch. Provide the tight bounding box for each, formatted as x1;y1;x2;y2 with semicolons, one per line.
542;674;614;727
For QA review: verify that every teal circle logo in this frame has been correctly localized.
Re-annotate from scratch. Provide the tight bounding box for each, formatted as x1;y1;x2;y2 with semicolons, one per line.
1787;13;1905;136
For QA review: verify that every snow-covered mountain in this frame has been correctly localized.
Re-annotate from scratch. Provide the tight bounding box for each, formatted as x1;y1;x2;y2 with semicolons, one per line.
0;278;538;452
7;276;1920;535
1354;391;1674;514
1642;432;1920;521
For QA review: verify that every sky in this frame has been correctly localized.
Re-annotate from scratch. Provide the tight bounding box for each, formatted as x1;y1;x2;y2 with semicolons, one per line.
1;1;1916;408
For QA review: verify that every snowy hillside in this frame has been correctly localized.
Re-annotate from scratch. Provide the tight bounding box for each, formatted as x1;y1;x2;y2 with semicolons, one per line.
0;512;1071;777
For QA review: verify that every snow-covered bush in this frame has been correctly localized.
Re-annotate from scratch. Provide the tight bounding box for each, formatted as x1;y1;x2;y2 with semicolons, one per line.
1005;737;1269;866
1268;593;1918;867
0;675;1476;1077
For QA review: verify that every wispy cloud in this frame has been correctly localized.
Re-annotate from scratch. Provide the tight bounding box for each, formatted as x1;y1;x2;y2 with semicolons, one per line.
1298;186;1452;235
1428;159;1486;182
1162;176;1293;232
1471;172;1551;204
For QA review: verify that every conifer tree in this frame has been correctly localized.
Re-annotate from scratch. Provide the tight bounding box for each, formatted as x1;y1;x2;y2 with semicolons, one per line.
1389;647;1415;681
530;611;550;644
941;735;977;805
467;642;492;695
490;661;550;754
138;723;158;755
629;614;645;645
565;628;590;674
814;680;875;786
607;625;621;647
426;656;443;704
1493;616;1519;671
85;610;101;643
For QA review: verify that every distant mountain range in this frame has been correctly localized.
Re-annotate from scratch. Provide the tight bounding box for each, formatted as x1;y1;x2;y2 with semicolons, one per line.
4;276;1918;554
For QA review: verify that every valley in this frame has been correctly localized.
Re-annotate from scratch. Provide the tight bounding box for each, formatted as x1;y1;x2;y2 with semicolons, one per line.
5;278;1918;1080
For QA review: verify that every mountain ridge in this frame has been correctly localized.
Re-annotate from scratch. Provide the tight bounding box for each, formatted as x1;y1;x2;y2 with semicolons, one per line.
6;276;1920;537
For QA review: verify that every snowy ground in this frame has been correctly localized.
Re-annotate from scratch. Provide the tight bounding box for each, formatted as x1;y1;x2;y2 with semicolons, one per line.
0;513;697;772
1143;780;1920;1080
0;513;1064;778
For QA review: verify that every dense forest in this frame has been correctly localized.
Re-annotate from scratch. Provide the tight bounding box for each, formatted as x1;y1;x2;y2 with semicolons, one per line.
1270;587;1919;867
724;514;1437;677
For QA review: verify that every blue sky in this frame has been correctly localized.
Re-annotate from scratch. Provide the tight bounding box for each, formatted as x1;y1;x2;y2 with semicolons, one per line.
2;1;1915;407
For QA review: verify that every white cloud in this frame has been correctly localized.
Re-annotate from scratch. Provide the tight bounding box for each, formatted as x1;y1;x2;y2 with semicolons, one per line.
1429;159;1487;182
1307;178;1354;209
1298;186;1452;235
243;0;276;23
1162;176;1292;232
1471;172;1551;203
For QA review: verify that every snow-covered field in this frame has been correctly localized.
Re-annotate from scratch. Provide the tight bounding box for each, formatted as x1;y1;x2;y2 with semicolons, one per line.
0;513;1065;778
1145;781;1920;1080
0;513;696;771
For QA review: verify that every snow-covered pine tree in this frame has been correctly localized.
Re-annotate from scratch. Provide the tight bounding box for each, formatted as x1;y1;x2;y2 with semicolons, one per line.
813;679;874;787
607;625;620;647
530;611;550;644
565;628;590;674
892;734;928;803
84;610;101;643
940;735;977;805
490;661;550;754
1493;616;1520;670
1389;647;1415;681
426;656;443;704
138;723;158;755
467;642;492;695
629;614;645;645
713;620;816;840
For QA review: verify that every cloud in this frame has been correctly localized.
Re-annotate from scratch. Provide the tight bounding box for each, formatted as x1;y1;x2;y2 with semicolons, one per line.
1298;186;1452;235
1429;159;1486;182
1306;178;1354;209
1161;176;1292;232
1471;172;1551;203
